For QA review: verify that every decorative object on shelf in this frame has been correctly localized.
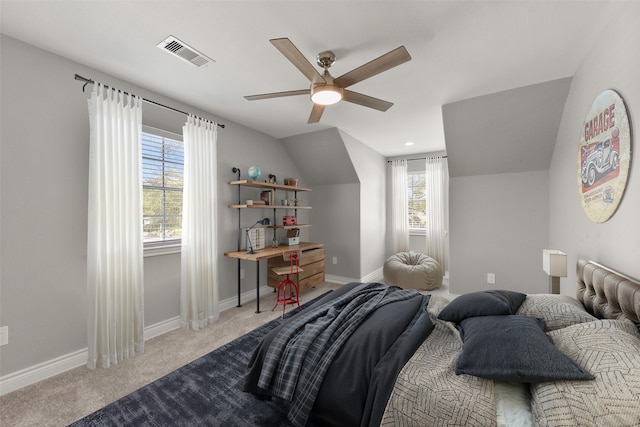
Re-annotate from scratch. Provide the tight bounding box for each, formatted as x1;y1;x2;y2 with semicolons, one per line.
246;227;265;252
577;89;631;223
281;199;289;206
284;177;298;186
286;228;300;246
248;166;261;180
283;216;297;226
542;249;567;294
260;190;274;205
246;218;270;254
293;198;299;206
268;174;277;184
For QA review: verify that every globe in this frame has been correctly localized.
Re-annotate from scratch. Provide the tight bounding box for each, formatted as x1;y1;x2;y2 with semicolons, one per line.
248;166;261;180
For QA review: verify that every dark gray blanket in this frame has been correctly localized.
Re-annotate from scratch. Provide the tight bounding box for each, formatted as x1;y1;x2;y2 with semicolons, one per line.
244;282;433;427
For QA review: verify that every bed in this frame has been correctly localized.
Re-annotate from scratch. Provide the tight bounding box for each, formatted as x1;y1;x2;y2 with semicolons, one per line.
244;259;640;427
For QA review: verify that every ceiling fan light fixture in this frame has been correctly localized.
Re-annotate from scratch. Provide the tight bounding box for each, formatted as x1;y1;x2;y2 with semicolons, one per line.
311;84;343;105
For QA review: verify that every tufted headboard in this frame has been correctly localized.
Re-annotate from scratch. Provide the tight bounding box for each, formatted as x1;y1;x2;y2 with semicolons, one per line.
577;259;640;328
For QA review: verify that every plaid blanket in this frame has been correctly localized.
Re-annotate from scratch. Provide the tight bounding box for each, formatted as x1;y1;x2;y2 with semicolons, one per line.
256;282;421;427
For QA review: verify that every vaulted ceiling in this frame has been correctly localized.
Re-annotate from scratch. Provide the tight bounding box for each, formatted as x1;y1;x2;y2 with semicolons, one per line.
0;1;627;162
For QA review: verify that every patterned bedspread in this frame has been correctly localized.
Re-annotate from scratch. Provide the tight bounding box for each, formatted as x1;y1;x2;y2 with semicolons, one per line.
381;296;497;426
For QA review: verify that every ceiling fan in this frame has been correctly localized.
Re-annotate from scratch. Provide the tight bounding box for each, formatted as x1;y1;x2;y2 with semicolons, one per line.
244;38;412;124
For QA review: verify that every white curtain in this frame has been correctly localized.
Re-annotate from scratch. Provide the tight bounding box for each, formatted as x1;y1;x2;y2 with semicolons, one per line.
425;156;447;266
180;115;219;330
391;159;409;253
86;84;144;369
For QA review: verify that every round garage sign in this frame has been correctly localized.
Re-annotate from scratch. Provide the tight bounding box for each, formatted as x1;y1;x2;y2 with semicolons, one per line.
577;89;632;223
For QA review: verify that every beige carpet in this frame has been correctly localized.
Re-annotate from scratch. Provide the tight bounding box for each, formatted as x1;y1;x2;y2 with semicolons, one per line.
0;282;341;427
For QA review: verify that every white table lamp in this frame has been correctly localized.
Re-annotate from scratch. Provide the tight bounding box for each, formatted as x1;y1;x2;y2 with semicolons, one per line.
543;249;567;294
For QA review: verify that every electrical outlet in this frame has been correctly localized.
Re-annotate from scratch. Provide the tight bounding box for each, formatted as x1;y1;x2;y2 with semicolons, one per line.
0;326;8;346
332;256;338;265
240;268;245;280
487;273;496;284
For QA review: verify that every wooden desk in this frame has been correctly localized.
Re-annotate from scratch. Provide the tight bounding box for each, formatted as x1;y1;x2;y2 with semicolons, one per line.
224;242;324;312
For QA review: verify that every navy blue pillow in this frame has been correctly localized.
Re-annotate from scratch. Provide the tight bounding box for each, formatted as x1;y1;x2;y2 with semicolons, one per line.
455;315;594;383
437;290;527;324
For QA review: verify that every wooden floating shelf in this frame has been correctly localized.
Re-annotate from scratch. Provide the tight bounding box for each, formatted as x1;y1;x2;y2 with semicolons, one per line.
229;204;312;210
267;224;312;229
228;179;312;192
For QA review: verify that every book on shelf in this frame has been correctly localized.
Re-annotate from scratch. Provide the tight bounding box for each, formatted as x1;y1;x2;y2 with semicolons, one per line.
260;190;274;205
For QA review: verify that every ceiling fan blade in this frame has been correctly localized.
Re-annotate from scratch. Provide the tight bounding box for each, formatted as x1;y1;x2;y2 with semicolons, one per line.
244;89;309;101
270;38;326;84
307;103;325;124
334;46;411;88
343;90;394;112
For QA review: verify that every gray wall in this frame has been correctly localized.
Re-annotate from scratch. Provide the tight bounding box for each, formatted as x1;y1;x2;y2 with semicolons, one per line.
280;128;361;280
449;170;550;294
548;8;640;291
311;183;360;279
341;130;387;279
0;35;304;376
447;3;640;294
444;78;571;177
280;127;388;281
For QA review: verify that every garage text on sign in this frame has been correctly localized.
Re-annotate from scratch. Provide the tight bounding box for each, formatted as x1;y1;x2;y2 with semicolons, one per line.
584;104;615;143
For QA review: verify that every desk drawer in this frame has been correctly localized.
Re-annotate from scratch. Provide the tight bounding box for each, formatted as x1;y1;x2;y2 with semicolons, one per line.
268;248;325;291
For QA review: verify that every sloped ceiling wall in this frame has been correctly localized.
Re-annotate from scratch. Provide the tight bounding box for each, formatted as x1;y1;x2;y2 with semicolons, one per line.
279;128;360;186
443;77;572;177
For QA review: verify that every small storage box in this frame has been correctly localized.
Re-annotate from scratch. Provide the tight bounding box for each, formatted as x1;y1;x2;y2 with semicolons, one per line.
286;237;300;246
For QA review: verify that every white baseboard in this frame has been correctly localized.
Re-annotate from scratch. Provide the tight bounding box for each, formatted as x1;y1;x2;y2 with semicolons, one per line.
0;285;273;396
0;348;88;397
361;267;384;283
325;266;384;285
218;285;274;312
324;274;358;285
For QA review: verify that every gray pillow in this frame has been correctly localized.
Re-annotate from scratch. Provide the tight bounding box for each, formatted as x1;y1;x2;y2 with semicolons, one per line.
438;290;527;324
455;315;594;383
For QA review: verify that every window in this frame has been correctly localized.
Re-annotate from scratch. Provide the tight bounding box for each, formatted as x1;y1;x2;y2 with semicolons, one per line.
142;128;183;247
408;171;426;231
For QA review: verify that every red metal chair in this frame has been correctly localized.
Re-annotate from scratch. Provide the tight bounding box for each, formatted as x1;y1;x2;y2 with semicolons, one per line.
271;250;303;318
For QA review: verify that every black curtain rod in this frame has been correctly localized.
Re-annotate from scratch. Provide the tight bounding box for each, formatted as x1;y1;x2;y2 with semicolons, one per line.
74;74;225;129
387;155;447;163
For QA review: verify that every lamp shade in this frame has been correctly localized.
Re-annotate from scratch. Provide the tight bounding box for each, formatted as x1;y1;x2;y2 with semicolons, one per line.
542;249;567;277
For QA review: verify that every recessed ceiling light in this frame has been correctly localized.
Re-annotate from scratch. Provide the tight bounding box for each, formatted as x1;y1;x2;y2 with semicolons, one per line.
405;141;415;146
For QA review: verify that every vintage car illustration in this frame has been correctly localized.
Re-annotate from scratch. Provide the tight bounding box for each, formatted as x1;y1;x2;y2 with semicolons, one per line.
581;136;619;188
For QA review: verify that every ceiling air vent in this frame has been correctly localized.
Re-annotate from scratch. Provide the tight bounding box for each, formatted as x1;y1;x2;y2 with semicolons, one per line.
157;35;214;67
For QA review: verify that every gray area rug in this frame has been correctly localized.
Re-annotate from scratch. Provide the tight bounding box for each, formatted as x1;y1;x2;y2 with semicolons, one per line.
69;297;330;427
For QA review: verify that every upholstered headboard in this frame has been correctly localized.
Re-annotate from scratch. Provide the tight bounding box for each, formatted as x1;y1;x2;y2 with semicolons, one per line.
577;259;640;327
